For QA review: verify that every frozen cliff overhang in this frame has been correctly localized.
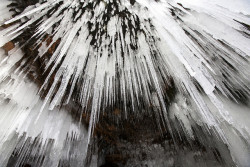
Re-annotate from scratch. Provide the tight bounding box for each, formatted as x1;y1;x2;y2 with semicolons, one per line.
0;0;249;166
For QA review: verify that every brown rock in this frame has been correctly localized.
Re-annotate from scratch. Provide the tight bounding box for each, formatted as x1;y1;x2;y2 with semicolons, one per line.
2;41;15;53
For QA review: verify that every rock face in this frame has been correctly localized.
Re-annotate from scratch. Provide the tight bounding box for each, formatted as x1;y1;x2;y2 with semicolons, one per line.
94;107;236;167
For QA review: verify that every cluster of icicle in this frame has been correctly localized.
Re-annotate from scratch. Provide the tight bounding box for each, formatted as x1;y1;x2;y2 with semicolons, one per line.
0;0;249;166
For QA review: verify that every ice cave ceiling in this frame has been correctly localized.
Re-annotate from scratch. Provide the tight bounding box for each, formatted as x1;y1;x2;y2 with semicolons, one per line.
0;0;249;166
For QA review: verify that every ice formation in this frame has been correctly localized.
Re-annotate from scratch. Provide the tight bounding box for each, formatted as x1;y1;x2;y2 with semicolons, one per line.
0;0;249;166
